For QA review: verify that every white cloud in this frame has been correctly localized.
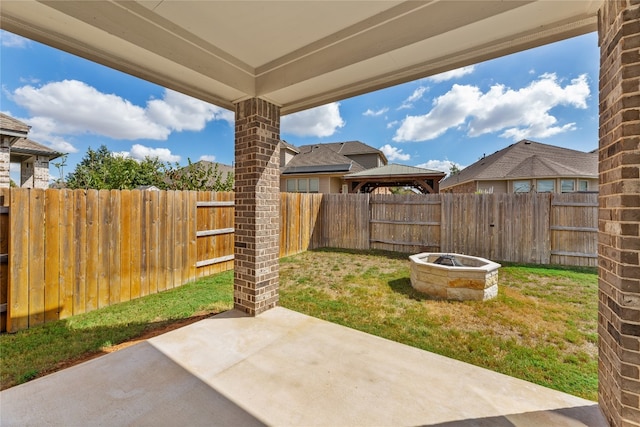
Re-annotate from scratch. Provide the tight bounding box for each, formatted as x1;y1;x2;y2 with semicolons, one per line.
394;73;589;142
363;107;388;117
5;114;79;153
281;102;345;137
147;89;233;131
379;144;410;162
130;144;180;162
428;65;476;83
398;86;428;110
1;31;29;48
386;120;399;129
415;160;465;175
9;80;234;146
199;155;216;162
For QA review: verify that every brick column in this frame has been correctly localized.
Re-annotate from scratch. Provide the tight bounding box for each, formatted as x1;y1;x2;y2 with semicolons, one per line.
0;137;10;188
598;1;640;425
20;158;34;188
233;98;280;315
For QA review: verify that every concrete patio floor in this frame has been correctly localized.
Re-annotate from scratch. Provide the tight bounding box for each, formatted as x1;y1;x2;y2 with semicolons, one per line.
1;307;606;426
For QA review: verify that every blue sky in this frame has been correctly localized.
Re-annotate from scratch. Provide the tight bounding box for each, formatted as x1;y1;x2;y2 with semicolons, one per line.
1;30;599;182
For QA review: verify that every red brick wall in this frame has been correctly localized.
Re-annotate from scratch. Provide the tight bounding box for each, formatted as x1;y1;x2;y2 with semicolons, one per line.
598;1;640;425
234;98;281;315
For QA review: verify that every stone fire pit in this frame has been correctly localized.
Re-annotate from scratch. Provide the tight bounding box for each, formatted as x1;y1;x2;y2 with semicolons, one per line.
409;253;501;301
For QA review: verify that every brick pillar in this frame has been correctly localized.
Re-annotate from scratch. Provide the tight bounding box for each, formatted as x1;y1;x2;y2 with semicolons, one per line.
0;137;10;188
598;1;640;425
233;98;280;315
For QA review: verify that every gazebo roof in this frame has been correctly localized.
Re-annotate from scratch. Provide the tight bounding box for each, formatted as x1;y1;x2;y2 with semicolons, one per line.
344;163;446;194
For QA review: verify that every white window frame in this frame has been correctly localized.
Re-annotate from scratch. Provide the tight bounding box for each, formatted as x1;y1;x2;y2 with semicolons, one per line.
578;180;589;192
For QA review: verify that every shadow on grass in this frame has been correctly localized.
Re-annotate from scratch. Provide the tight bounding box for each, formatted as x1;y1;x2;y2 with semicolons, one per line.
1;311;225;390
387;277;435;302
310;247;412;260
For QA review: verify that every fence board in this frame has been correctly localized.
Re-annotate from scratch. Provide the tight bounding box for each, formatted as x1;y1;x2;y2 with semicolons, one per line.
72;190;87;316
109;190;122;305
120;190;132;302
85;190;99;311
130;191;142;299
28;190;45;327
97;190;110;308
148;191;159;295
157;190;168;290
59;190;76;318
8;190;29;332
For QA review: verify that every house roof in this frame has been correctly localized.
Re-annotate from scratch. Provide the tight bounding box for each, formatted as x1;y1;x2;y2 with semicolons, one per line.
440;140;597;189
345;163;445;178
11;138;64;160
0;113;30;139
280;140;299;154
281;144;366;175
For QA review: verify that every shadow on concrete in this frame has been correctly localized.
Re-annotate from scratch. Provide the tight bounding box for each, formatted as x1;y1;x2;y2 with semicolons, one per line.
1;340;266;426
422;404;604;426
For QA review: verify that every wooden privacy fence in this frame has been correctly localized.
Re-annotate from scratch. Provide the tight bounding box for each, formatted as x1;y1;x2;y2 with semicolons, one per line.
321;192;598;266
1;189;597;332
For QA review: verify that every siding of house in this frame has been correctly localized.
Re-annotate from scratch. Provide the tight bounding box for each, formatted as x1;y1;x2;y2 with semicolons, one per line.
477;180;507;194
347;153;381;169
442;180;476;193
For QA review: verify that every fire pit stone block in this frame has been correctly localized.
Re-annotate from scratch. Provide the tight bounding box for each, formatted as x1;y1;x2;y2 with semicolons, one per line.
409;253;501;301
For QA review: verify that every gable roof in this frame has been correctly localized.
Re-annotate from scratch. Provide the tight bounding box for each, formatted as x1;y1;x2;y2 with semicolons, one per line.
0;113;30;139
11;138;64;160
440;140;597;189
282;140;386;175
345;163;445;178
282;144;366;175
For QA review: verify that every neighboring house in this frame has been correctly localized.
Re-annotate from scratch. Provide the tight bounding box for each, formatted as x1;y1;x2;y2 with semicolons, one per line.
440;140;598;194
280;141;387;194
0;113;64;189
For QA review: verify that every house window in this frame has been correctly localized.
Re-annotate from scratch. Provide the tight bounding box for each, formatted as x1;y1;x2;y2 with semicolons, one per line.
513;180;531;193
537;179;555;193
578;180;589;192
287;178;319;193
561;179;575;193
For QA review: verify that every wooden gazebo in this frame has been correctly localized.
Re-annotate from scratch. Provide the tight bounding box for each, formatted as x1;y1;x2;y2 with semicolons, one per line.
344;164;446;194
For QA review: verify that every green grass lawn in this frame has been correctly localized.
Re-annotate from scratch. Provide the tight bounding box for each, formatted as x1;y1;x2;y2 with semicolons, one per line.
1;249;598;401
0;271;233;389
279;249;598;401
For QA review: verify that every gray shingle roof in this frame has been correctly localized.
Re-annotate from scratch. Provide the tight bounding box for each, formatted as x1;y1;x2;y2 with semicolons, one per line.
282;144;365;174
440;140;597;189
0;113;30;137
11;138;64;159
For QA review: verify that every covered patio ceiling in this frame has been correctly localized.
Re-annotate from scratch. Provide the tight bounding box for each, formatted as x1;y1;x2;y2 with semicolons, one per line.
0;1;602;115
